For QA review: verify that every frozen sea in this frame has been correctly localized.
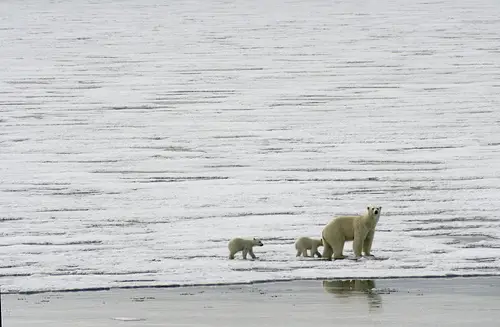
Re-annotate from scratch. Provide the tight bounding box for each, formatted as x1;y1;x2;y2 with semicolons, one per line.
1;0;500;294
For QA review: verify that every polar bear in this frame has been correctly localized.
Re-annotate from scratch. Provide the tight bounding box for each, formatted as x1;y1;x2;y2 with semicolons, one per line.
322;279;376;295
228;237;264;260
321;205;382;260
322;280;381;309
295;237;323;258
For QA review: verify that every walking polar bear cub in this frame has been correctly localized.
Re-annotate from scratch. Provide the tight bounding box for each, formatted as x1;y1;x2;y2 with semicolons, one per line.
321;205;382;260
295;237;323;258
228;237;264;260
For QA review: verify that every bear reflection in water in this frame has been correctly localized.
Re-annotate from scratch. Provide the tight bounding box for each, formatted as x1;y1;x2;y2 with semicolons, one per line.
322;280;382;310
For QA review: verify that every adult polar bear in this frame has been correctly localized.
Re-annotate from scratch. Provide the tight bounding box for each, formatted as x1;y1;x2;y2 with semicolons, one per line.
321;205;382;260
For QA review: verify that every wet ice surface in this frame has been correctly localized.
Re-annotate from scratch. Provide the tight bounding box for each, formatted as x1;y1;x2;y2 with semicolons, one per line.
1;0;500;293
5;278;500;327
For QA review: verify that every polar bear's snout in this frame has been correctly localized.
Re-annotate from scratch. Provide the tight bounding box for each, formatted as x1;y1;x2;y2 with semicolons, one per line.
371;206;382;216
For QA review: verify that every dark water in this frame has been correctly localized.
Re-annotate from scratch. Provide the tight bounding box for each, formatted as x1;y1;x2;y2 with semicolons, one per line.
4;277;500;326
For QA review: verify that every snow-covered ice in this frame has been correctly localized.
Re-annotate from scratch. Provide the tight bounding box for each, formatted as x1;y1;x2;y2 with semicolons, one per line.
1;0;500;294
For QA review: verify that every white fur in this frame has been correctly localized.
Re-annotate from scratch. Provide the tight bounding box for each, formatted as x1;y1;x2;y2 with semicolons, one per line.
294;237;323;258
321;205;382;260
228;237;264;260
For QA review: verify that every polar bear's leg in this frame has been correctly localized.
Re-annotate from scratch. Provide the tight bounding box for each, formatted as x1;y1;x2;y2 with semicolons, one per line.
353;231;364;258
296;249;302;257
363;230;375;256
242;248;248;259
353;239;363;258
310;245;316;257
332;236;346;260
302;249;309;257
249;248;257;259
322;239;333;260
312;245;322;258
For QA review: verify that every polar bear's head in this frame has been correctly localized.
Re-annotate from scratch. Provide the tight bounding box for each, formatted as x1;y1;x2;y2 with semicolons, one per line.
252;238;264;247
367;205;382;223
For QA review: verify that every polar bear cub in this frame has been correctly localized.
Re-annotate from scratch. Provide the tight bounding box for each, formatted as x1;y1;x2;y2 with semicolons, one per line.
228;237;264;260
295;237;323;258
321;205;382;260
